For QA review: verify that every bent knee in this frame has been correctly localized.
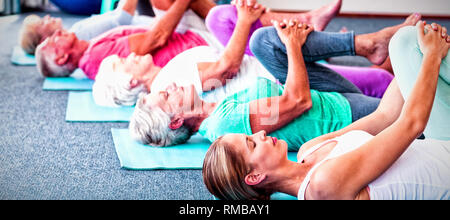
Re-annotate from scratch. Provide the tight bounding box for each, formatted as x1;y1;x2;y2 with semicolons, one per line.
389;26;419;56
249;27;278;56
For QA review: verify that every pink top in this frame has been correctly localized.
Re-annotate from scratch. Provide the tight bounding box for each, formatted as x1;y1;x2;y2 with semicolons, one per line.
79;26;208;80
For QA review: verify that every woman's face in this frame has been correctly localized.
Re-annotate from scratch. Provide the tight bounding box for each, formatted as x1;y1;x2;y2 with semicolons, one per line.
112;53;155;81
142;83;199;116
223;131;288;172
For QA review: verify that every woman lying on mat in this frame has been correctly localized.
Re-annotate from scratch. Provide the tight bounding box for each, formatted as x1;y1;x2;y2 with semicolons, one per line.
33;0;343;80
202;21;450;200
92;0;353;106
126;2;422;150
19;0;218;55
19;0;155;55
94;0;418;109
33;0;219;79
206;1;421;98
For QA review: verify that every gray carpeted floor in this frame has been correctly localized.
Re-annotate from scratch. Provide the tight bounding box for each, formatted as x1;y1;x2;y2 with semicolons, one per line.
0;10;449;200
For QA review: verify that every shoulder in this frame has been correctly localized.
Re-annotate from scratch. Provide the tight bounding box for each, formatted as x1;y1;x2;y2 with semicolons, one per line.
306;158;355;200
306;162;340;200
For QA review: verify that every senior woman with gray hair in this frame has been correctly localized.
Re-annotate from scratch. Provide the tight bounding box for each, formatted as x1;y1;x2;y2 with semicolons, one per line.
127;6;417;149
92;0;350;107
93;0;414;109
92;0;274;107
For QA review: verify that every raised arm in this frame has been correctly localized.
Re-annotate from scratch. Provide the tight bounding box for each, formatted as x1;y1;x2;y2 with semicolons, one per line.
198;0;265;91
298;77;405;156
309;21;450;200
248;19;314;134
129;0;192;55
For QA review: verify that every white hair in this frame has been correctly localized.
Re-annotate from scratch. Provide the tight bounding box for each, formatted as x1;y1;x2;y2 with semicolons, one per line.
35;38;75;77
128;96;193;147
92;55;147;107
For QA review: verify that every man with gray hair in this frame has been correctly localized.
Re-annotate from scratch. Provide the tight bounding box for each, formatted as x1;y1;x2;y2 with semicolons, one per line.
92;0;349;108
35;0;213;79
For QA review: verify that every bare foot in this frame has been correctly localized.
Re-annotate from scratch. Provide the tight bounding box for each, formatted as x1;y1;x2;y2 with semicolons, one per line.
356;13;422;65
260;0;341;31
307;0;342;31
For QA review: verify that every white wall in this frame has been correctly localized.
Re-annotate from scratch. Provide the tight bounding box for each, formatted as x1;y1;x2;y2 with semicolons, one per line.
259;0;450;16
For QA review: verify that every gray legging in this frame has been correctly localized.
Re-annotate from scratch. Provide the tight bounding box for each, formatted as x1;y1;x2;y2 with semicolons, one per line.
249;27;380;121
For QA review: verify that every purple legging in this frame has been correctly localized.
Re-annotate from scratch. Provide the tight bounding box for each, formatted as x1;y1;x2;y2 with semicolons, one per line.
322;64;393;98
205;5;394;98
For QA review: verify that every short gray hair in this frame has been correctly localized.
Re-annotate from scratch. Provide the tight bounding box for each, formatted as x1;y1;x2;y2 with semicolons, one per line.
35;38;75;77
92;55;147;107
129;96;194;147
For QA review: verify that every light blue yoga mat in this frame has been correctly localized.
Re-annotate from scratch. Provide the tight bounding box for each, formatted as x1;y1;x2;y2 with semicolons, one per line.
11;46;36;65
66;91;134;122
213;192;297;200
10;46;93;90
112;128;211;170
111;128;298;170
43;69;94;91
112;128;298;199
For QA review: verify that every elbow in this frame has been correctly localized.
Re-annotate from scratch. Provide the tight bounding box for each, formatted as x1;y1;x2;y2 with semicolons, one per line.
302;98;313;112
155;34;169;49
374;108;395;124
218;58;241;78
283;94;312;116
409;119;427;137
227;66;241;77
152;30;171;49
294;96;313;115
400;113;428;137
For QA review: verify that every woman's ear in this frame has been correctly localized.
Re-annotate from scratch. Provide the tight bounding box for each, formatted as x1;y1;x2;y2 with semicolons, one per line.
244;172;266;186
55;53;69;65
169;116;184;130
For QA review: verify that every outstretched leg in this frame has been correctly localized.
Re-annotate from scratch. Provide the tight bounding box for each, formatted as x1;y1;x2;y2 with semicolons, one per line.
205;0;341;56
249;14;420;89
355;13;422;65
259;0;342;31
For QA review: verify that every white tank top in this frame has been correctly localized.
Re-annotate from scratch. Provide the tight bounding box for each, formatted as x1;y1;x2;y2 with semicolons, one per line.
297;130;450;200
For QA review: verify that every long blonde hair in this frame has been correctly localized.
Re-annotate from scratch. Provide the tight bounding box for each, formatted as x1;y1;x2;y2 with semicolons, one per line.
202;136;272;200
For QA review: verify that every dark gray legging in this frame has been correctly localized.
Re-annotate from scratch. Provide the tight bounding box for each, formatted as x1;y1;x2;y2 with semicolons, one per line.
341;93;380;121
250;26;381;121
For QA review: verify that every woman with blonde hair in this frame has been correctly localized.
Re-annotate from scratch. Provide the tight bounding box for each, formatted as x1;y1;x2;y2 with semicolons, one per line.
202;20;450;200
